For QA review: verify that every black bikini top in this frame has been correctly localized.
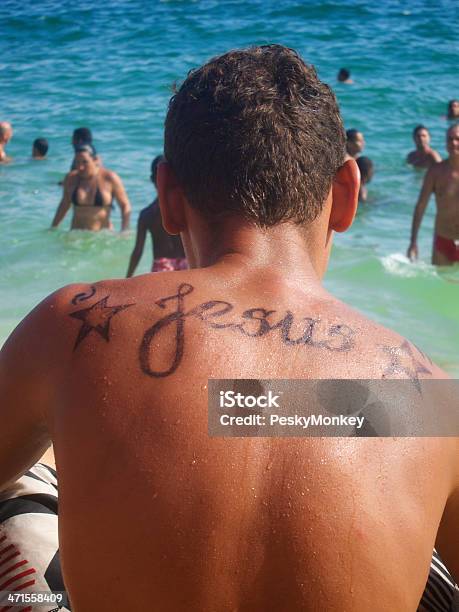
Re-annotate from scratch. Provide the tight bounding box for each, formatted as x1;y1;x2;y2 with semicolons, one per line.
71;177;113;208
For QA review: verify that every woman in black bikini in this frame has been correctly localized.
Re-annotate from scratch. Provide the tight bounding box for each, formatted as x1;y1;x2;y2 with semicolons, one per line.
51;144;131;231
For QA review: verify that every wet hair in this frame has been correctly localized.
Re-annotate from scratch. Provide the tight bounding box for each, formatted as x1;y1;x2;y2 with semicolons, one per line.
74;143;97;159
346;129;361;142
151;154;165;187
164;45;345;227
413;124;428;137
337;68;350;82
356;156;373;181
72;127;93;145
33;138;48;156
447;100;459;119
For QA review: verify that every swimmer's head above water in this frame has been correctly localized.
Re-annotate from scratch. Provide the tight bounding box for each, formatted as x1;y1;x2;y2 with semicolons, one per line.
412;125;431;149
74;144;98;177
72;126;93;150
356;156;374;184
337;67;353;83
446;123;459;157
32;138;49;159
447;99;459;120
345;129;365;159
0;121;13;144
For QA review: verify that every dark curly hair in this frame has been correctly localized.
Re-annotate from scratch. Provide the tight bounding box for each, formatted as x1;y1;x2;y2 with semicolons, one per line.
164;45;346;227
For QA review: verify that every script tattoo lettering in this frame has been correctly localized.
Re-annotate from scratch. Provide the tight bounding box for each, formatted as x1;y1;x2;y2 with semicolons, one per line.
140;283;193;377
71;285;96;305
140;284;356;378
69;294;135;350
379;340;431;393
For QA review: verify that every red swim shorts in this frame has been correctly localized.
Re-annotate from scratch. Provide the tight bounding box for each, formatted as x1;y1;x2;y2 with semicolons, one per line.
434;235;459;262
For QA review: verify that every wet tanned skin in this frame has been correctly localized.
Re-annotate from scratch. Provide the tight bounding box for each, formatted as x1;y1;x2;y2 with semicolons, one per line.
1;270;457;611
1;160;458;611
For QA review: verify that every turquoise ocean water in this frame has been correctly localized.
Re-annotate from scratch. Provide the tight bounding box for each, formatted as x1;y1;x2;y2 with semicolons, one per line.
1;0;458;374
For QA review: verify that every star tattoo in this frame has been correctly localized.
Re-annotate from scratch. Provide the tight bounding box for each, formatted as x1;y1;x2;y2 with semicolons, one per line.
69;295;135;351
379;340;431;393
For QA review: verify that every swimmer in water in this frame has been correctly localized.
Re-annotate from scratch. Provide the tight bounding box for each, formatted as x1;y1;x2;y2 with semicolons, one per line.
408;124;459;265
0;121;13;163
337;67;353;84
356;156;374;202
446;99;459;121
51;144;131;231
32;138;49;160
345;128;365;159
406;125;441;170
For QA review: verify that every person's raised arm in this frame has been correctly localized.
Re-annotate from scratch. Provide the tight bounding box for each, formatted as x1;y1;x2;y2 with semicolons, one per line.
51;173;73;228
112;173;131;232
126;213;147;277
407;166;436;261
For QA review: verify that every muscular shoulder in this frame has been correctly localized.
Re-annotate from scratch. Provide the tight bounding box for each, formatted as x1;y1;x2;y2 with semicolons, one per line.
324;298;446;381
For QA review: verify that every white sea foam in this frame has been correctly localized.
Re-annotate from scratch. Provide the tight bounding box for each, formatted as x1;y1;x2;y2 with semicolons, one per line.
380;253;437;279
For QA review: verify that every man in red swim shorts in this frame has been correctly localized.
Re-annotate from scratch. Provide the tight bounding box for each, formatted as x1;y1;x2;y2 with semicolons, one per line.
408;124;459;265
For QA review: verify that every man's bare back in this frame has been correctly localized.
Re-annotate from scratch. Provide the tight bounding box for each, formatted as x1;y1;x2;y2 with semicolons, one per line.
2;256;458;611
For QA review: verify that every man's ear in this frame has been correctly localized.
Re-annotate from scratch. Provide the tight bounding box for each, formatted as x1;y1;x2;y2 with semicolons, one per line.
329;159;360;233
156;161;187;235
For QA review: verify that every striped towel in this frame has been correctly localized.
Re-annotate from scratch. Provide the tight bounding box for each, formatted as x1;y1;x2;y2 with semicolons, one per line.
419;549;459;612
0;464;70;611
